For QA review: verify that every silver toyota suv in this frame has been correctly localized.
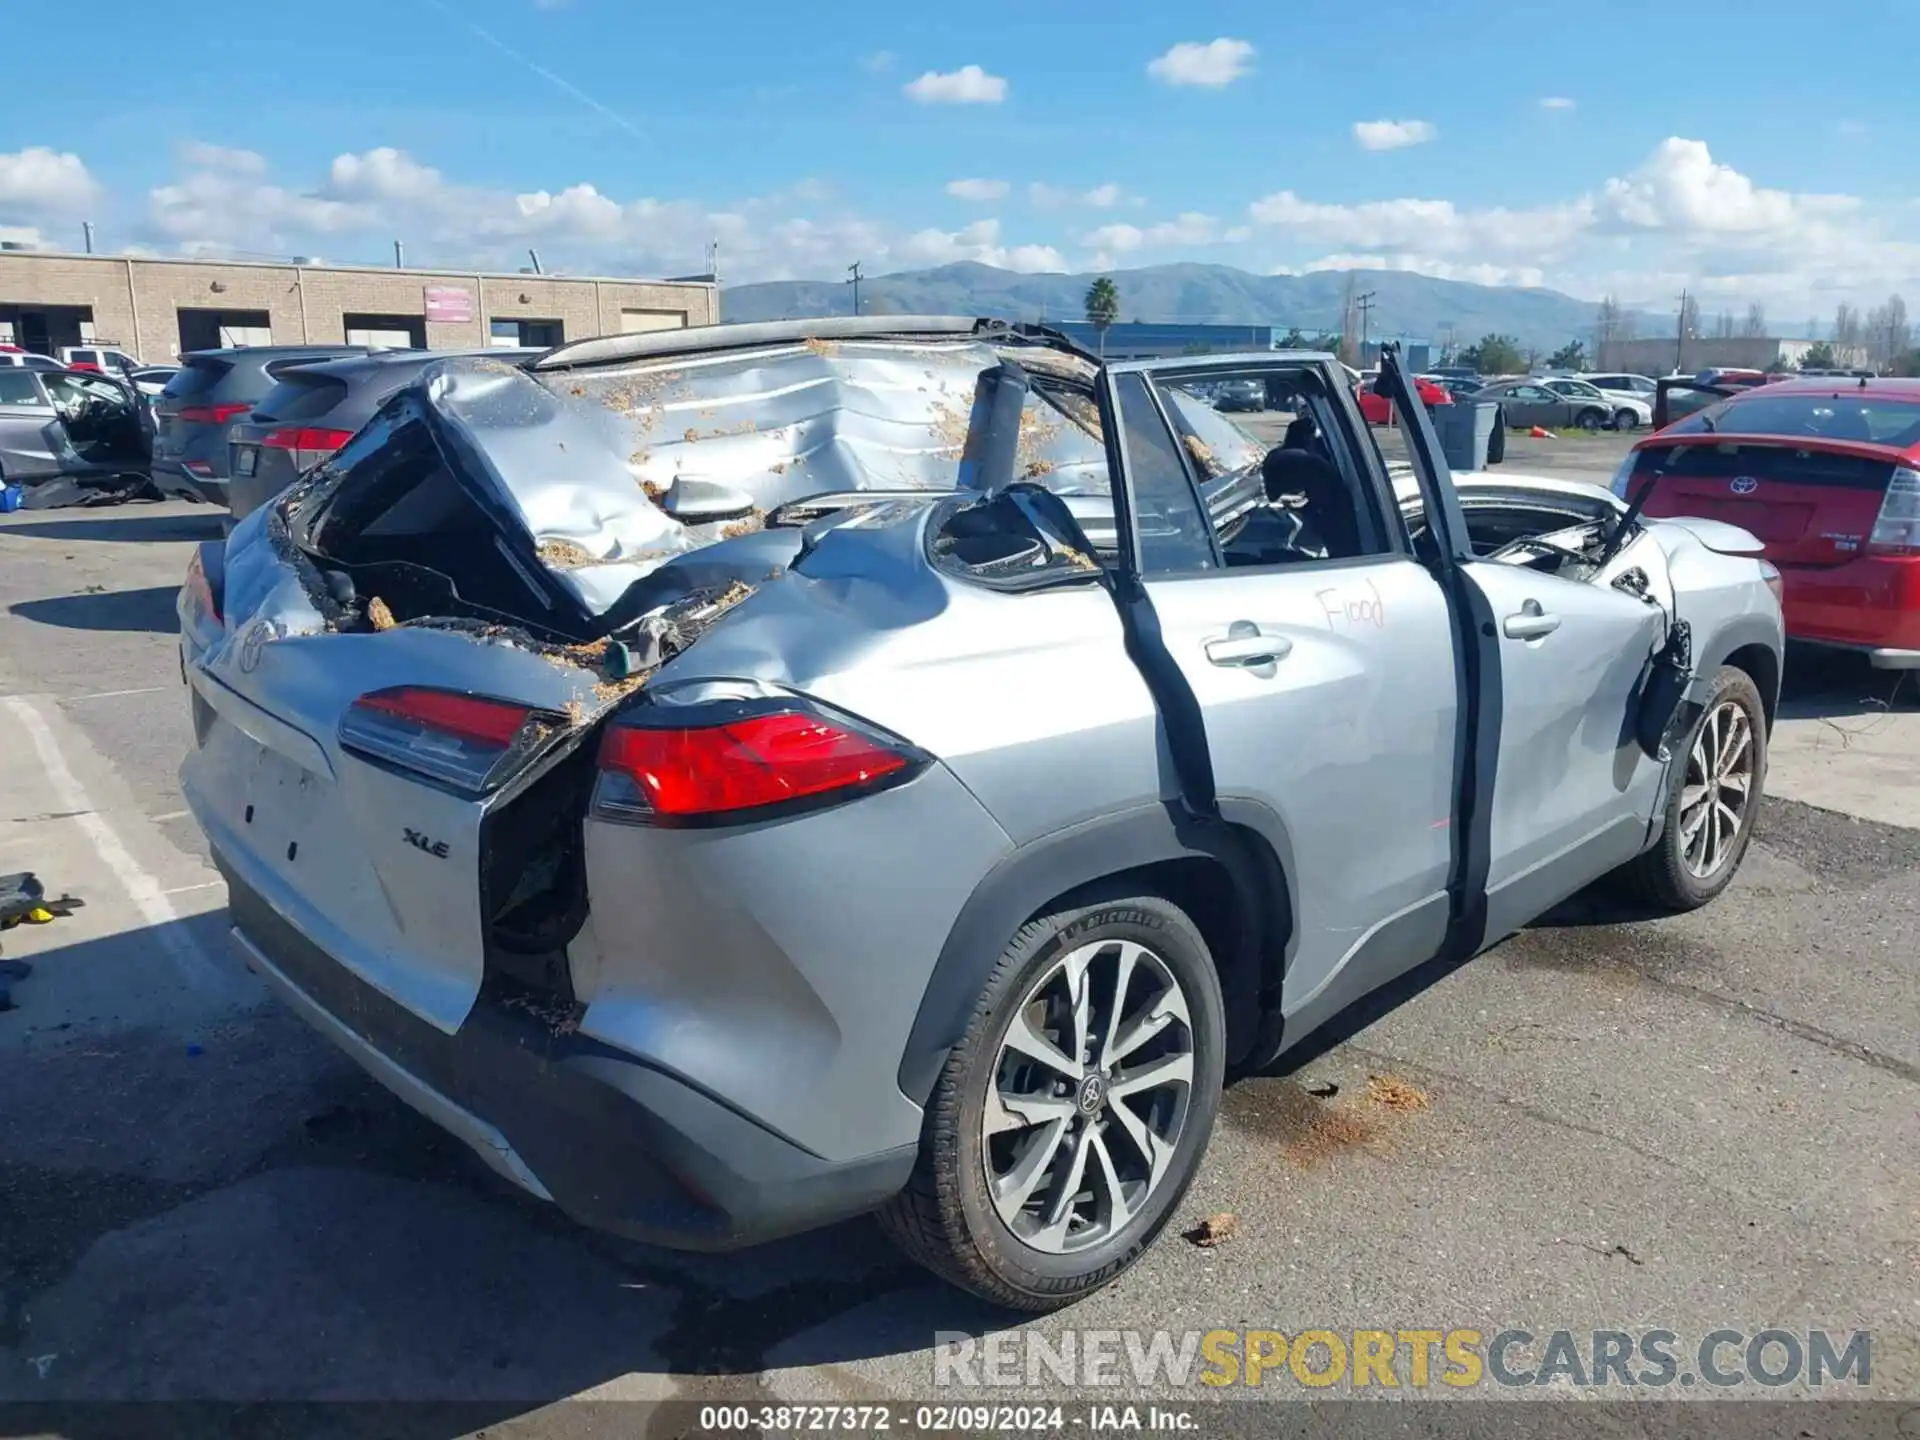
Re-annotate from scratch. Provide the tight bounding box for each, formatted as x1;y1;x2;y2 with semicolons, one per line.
178;319;1782;1310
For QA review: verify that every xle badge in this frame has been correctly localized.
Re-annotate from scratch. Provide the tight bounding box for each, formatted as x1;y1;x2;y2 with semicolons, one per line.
404;827;451;859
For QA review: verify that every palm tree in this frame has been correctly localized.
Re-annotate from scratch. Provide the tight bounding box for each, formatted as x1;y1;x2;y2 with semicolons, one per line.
1084;277;1120;357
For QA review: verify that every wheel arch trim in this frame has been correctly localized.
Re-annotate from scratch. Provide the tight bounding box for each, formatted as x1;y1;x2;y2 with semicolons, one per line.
896;800;1296;1105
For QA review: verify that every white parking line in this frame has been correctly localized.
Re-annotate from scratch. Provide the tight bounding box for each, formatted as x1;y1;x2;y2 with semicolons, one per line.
70;686;171;702
1;694;226;995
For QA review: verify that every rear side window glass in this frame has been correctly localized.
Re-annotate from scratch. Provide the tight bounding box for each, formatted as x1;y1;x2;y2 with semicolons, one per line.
1111;371;1217;575
0;372;42;405
259;375;350;423
162;362;229;400
1668;394;1920;448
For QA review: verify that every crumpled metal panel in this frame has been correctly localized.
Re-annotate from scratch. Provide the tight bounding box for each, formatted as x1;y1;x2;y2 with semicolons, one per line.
418;338;1260;617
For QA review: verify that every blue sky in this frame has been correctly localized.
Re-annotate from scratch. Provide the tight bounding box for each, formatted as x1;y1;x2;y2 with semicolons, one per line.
3;0;1915;313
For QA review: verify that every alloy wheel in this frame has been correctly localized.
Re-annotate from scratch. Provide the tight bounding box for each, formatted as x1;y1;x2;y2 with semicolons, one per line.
1679;700;1754;878
981;938;1195;1255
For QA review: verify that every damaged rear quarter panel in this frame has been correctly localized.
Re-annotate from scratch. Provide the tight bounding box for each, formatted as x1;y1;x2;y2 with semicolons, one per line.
647;503;1168;844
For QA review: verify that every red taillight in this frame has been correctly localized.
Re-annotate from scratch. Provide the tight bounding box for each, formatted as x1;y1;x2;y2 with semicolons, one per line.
340;687;560;795
183;549;220;624
262;426;354;472
1866;466;1920;558
177;402;251;425
595;708;914;822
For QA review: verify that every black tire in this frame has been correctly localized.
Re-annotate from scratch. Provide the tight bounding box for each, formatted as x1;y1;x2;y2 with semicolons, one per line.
877;893;1226;1311
1576;408;1606;432
1616;664;1767;912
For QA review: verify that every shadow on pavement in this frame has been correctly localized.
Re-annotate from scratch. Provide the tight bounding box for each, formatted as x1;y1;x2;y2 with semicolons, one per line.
1778;644;1913;721
0;916;993;1421
0;512;223;545
9;587;181;634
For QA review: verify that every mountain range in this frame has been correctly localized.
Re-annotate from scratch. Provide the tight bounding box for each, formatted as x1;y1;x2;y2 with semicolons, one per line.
721;261;1665;353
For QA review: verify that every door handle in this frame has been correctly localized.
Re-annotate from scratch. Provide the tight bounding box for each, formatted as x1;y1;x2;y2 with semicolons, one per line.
1503;601;1561;641
1205;624;1292;668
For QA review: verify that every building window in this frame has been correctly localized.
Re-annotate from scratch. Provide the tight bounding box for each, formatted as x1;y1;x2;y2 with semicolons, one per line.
343;313;427;348
178;308;271;352
491;318;563;349
620;309;686;333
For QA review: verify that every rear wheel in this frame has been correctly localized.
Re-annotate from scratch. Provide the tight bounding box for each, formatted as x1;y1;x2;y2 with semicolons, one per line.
878;893;1225;1311
1576;408;1606;432
1617;664;1767;911
1613;408;1640;430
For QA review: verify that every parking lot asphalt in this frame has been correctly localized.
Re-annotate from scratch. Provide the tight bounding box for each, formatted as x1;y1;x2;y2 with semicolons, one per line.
0;498;1915;1430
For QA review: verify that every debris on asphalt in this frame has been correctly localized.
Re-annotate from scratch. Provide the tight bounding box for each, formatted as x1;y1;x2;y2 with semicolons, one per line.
1556;1237;1645;1266
0;872;84;1012
1184;1213;1239;1248
18;474;161;510
1365;1074;1431;1113
1305;1081;1340;1099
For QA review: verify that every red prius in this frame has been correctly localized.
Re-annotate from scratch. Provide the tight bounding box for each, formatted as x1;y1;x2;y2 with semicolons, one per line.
1621;377;1920;668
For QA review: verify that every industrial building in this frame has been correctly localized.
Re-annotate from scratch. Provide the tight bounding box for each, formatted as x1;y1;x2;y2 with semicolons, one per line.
1597;336;1871;375
0;250;720;362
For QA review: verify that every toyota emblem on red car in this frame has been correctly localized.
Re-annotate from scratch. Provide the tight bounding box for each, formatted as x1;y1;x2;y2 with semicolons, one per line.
1730;476;1759;494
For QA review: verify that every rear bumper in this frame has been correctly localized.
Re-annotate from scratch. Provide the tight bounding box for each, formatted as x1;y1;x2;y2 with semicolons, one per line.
152;459;229;506
1791;638;1920;670
1780;556;1920;660
216;851;916;1250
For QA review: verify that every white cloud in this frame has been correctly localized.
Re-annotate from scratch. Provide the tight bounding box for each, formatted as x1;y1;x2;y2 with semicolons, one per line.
327;147;445;202
899;217;1063;272
1147;38;1255;87
0;147;100;214
40;131;1920;317
903;65;1007;104
177;142;267;175
1539;96;1576;111
1029;181;1132;209
1353;119;1437;152
1249;189;1586;257
946;177;1010;202
131;144;1073;283
1596;137;1854;234
1082;212;1220;253
1297;252;1548;289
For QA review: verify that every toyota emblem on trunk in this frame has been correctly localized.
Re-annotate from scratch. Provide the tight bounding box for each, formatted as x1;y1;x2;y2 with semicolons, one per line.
1730;476;1759;495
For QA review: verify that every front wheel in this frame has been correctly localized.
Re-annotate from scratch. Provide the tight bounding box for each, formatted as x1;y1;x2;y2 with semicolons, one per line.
877;893;1225;1311
1616;664;1767;911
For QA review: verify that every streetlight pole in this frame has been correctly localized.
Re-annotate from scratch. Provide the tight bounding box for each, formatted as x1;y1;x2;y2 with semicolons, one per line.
847;262;863;316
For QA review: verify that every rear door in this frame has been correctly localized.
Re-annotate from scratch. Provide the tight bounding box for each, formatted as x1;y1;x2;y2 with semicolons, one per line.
0;368;65;477
1095;355;1461;1029
41;371;149;468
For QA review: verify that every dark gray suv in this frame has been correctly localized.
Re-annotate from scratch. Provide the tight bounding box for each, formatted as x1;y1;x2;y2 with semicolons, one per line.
152;346;380;506
225;348;539;521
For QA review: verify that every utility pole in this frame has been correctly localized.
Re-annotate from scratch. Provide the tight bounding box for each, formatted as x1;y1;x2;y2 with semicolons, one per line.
847;262;863;316
1356;291;1378;360
82;221;95;255
1676;288;1690;374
